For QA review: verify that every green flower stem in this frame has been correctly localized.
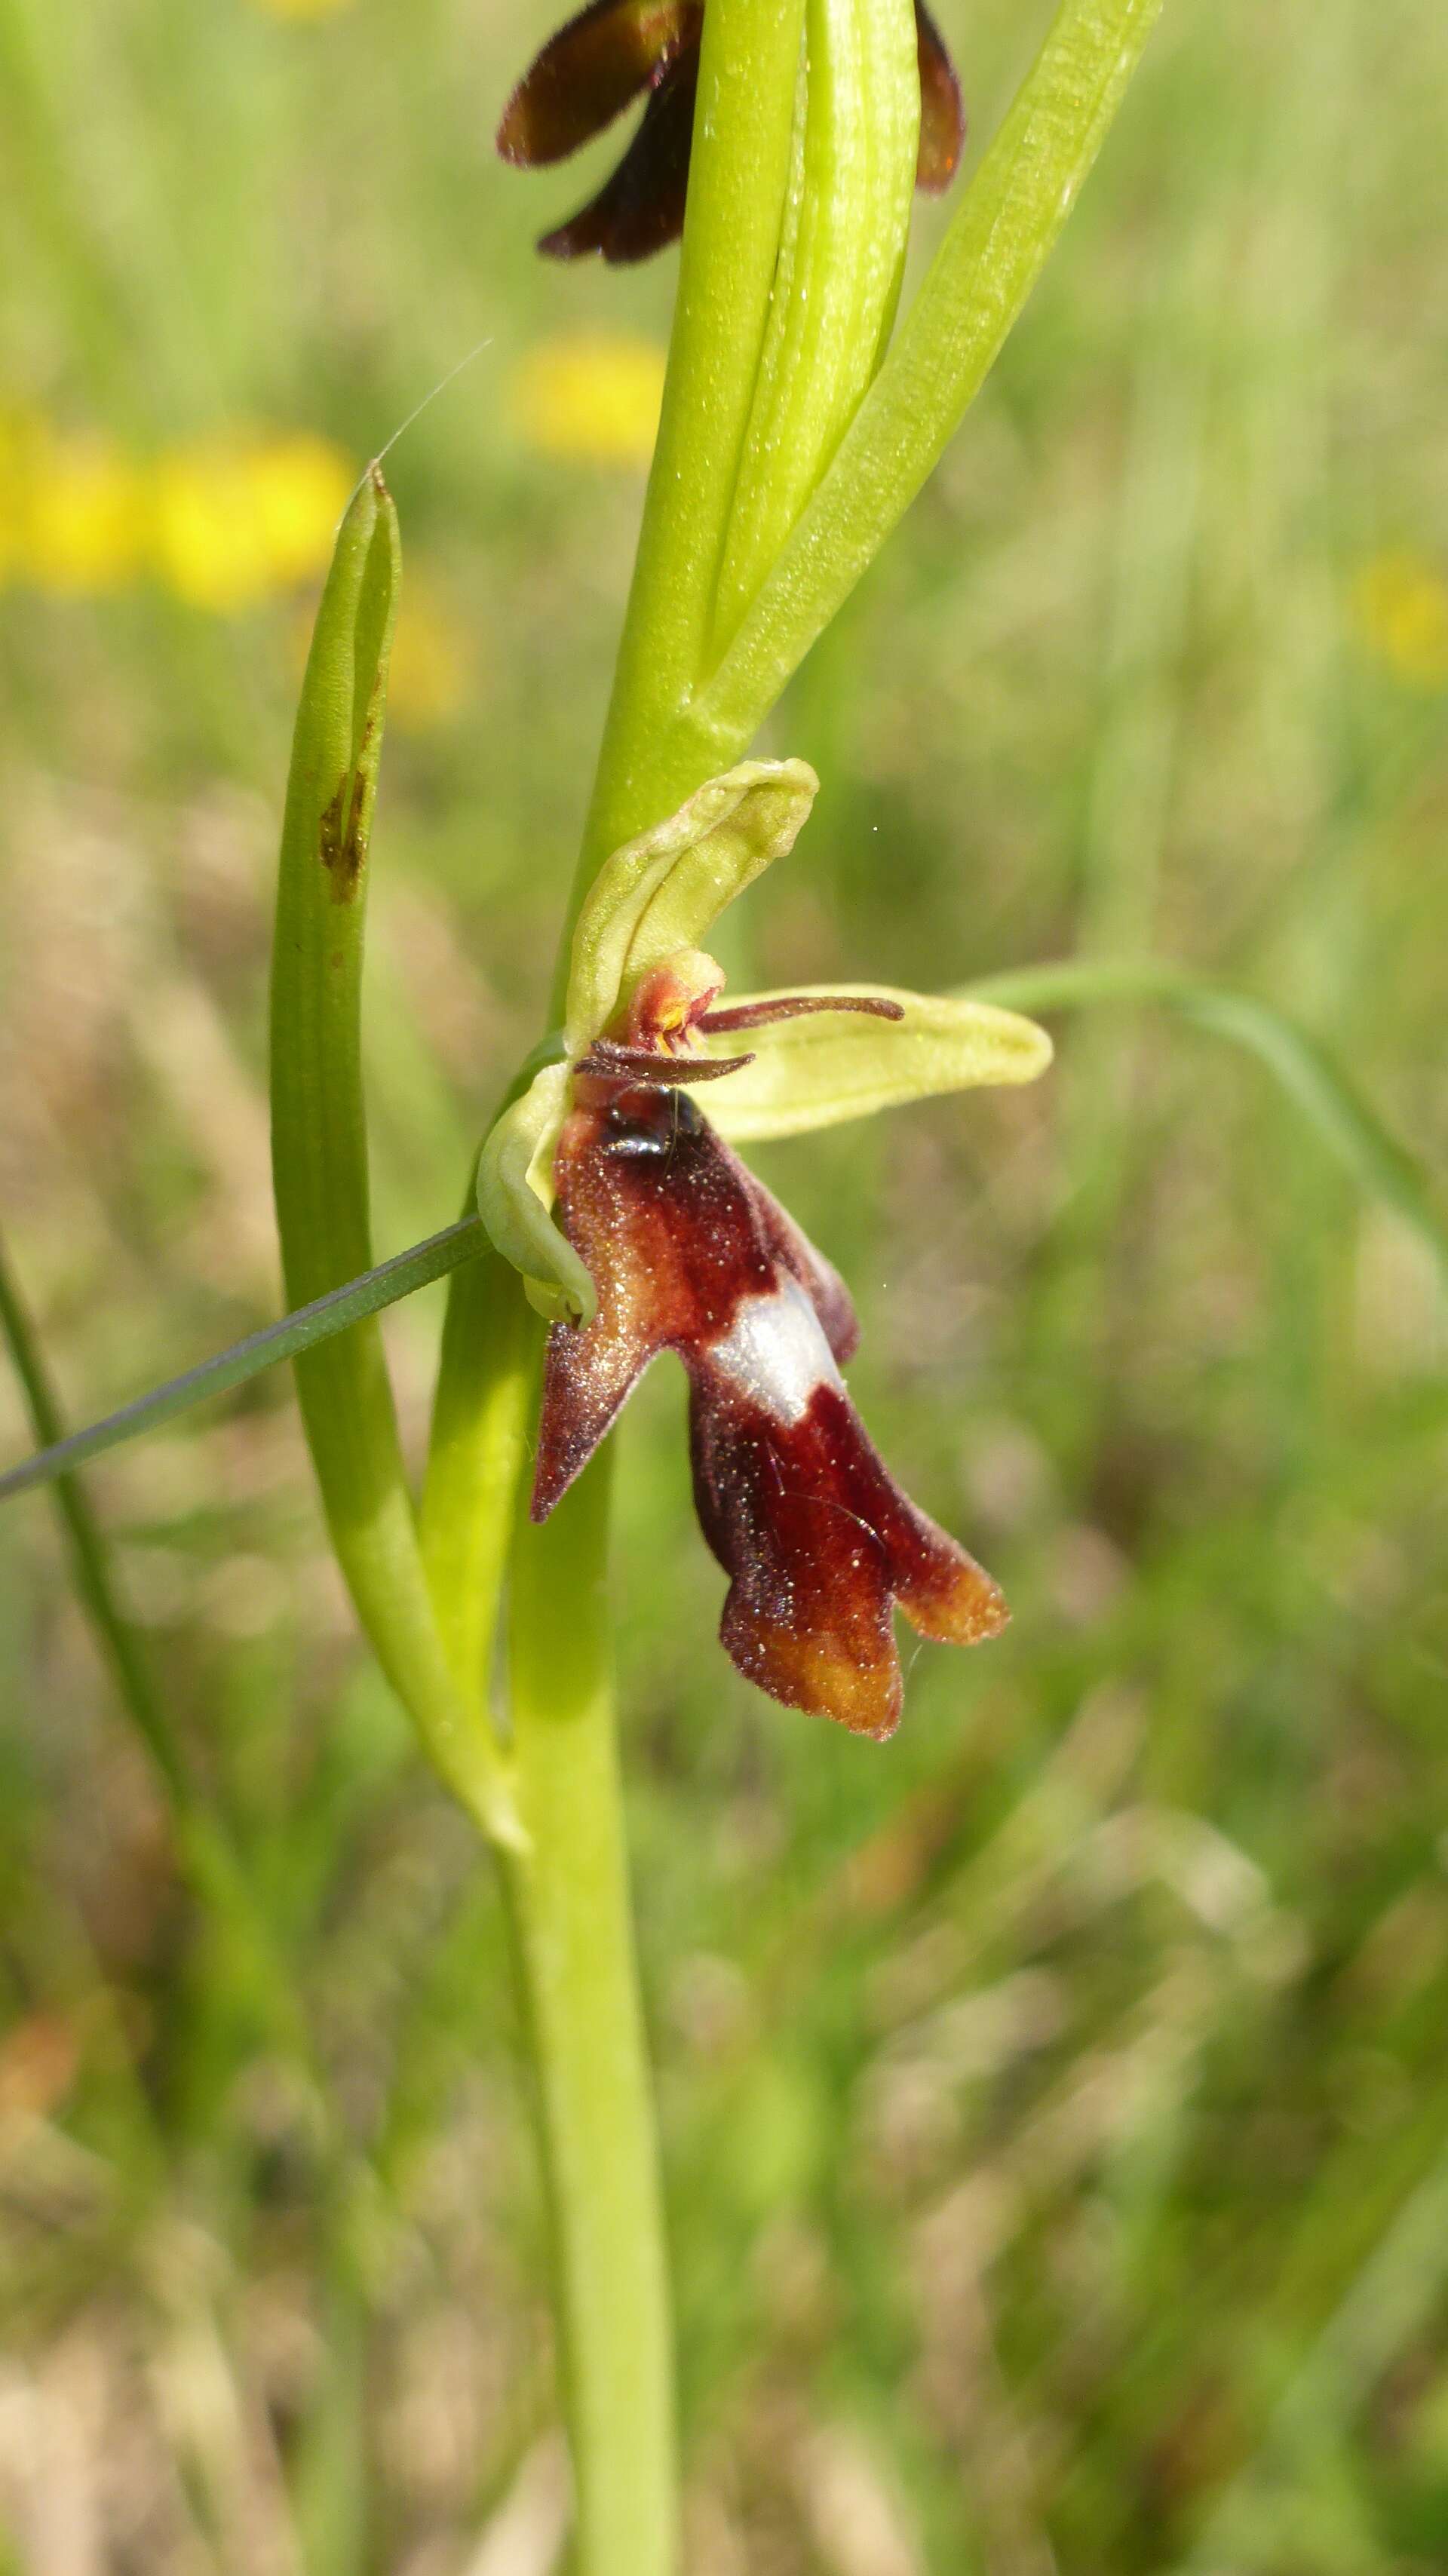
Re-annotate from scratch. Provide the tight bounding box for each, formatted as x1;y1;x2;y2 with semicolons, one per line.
558;0;808;958
271;468;520;1849
440;0;836;2543
425;3;1168;2556
427;2;831;2535
418;1233;538;1697
473;2;843;2544
505;1454;675;2576
966;959;1448;1281
691;0;1167;754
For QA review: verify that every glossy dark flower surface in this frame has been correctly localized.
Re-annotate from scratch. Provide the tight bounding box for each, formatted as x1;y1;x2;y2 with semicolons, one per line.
532;1066;1005;1739
498;0;965;264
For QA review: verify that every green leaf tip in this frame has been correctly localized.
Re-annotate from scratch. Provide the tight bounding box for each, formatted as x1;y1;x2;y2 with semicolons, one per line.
293;464;401;906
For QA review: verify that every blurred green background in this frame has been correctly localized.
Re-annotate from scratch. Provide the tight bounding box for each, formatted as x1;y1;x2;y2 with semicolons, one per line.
2;0;1447;2567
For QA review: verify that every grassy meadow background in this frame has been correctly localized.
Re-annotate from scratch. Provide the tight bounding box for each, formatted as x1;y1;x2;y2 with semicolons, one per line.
2;0;1447;2566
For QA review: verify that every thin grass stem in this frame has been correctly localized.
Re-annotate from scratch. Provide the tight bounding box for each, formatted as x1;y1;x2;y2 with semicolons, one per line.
967;959;1448;1282
0;1216;486;1505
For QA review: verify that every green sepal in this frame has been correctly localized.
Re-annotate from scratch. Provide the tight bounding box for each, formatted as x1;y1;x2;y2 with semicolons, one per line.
563;759;818;1053
700;983;1053;1140
477;762;817;1322
476;1063;597;1326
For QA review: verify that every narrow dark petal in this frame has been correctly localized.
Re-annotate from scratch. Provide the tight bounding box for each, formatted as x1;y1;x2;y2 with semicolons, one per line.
913;0;965;193
497;0;701;167
583;1038;756;1084
538;44;699;263
697;994;906;1036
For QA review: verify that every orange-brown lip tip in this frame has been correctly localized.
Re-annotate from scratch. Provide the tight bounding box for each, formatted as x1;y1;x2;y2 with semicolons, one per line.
860;1713;901;1745
977;1585;1010;1640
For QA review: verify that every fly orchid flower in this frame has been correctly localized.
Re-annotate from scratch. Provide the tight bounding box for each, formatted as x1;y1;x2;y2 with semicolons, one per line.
497;0;965;264
478;761;1050;1739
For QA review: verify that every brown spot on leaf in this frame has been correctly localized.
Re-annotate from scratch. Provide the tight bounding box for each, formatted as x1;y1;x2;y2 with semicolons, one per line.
319;771;365;901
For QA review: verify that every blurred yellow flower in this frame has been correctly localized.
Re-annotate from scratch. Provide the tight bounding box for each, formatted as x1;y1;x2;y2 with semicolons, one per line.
286;563;474;728
0;406;42;583
388;576;473;729
16;428;146;593
250;0;354;16
510;331;666;468
1352;550;1448;691
152;432;353;611
244;434;357;584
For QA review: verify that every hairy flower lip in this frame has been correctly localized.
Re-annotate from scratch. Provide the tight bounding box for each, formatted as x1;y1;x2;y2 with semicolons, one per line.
531;1070;1007;1736
497;0;967;265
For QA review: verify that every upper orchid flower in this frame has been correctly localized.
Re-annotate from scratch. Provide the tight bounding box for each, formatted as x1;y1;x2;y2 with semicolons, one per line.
478;762;1051;1740
497;0;965;264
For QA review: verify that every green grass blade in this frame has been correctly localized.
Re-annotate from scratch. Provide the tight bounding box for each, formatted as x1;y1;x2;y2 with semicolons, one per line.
968;958;1448;1280
0;1228;321;2065
0;1217;486;1504
0;1225;186;1795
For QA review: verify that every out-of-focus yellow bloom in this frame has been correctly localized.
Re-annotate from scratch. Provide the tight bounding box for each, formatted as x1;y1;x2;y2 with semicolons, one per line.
0;408;354;609
509;330;666;468
152;432;353;610
244;434;356;584
287;564;474;728
250;0;354;17
388;575;473;728
1352;550;1448;691
0;406;44;584
17;429;146;593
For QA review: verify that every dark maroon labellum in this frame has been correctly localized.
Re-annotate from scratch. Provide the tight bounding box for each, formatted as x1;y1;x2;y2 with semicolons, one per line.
532;1072;1006;1739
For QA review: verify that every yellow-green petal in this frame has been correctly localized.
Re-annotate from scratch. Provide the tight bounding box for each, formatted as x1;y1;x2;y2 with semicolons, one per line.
564;759;818;1054
700;983;1053;1142
475;1063;596;1326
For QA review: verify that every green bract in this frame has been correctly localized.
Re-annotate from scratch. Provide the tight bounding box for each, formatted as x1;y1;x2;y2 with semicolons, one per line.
477;762;1053;1320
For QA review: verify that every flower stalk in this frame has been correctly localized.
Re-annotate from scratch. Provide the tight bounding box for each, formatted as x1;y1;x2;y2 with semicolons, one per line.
281;2;1172;2567
506;1458;676;2576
